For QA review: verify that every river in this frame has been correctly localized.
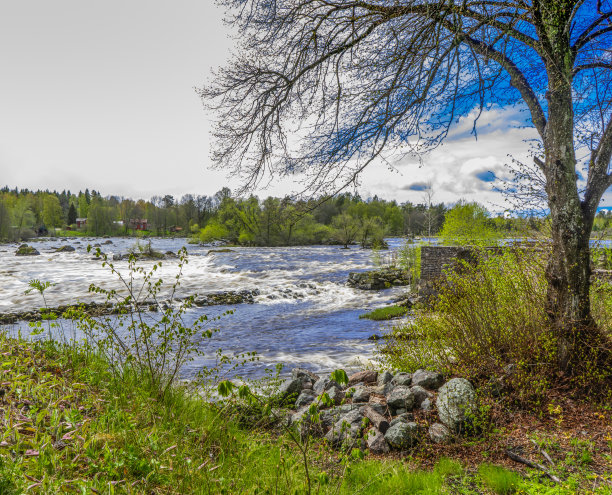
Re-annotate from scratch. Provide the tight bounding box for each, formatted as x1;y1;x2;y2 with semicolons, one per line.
0;237;411;378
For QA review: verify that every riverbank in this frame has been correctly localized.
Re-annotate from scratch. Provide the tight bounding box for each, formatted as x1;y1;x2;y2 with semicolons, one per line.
1;334;609;494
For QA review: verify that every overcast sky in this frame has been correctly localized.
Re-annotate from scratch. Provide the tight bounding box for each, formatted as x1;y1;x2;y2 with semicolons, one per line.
2;1;602;211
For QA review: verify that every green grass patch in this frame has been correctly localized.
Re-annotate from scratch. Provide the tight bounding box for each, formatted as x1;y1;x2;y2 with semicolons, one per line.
478;463;521;494
359;305;409;321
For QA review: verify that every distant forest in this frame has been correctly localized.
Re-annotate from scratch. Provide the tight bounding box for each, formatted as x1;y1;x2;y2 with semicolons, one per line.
2;185;608;246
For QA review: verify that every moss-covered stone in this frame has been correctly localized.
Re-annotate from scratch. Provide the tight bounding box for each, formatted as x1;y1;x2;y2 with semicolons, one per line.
15;244;40;256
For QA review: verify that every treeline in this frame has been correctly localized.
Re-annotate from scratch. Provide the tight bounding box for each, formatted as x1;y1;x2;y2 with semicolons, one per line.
0;186;448;244
0;185;557;246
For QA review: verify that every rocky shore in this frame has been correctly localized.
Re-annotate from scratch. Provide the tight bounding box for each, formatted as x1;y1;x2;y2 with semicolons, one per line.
277;367;478;453
346;268;412;290
0;289;261;325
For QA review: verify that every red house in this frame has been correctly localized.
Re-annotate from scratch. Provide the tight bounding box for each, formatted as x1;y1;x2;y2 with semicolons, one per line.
76;218;87;228
128;218;148;231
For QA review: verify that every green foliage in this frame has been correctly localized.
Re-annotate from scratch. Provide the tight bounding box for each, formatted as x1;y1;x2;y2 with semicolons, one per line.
359;305;409;320
330;369;349;386
478;464;521;494
439;201;500;245
398;241;422;284
382;249;556;399
198;221;229;243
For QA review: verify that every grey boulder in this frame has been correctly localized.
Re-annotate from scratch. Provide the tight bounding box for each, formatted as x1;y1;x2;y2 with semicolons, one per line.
295;390;316;408
384;421;420;449
313;377;341;395
377;371;393;386
279;378;303;402
436;378;478;432
351;386;370;403
366;429;390;454
391;372;412;386
412;369;444;390
429;423;452;444
386;385;415;411
410;385;433;407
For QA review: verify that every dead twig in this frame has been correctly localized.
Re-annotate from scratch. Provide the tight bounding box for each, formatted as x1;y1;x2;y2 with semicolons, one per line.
505;449;561;484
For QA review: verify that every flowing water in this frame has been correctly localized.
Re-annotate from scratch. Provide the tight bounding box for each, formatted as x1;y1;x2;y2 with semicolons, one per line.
0;237;410;378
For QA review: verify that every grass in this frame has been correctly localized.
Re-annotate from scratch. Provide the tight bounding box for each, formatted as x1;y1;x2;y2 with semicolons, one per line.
1;333;611;494
478;463;521;494
359;305;409;321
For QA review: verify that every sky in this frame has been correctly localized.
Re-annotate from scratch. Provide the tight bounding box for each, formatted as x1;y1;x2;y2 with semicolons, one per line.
0;1;606;212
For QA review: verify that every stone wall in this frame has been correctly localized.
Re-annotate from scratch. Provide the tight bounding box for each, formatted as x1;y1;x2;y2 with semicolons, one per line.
418;246;478;298
419;244;611;298
419;246;476;283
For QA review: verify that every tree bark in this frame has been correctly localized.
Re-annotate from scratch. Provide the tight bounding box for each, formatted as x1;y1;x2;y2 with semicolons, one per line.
543;64;596;370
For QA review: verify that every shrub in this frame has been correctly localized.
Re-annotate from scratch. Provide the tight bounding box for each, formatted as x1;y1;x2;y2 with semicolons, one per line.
382;248;557;399
76;246;229;398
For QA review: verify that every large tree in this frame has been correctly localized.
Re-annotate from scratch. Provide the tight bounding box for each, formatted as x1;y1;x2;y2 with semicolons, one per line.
202;0;612;369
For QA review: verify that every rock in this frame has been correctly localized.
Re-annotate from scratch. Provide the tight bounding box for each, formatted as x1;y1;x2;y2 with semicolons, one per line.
313;377;340;395
289;407;323;438
325;409;365;449
279;378;303;402
351;386;370;403
366;429;390;454
370;382;394;396
393;294;415;308
386;386;415;412
420;398;433;411
412;369;444;390
436;378;478;432
348;370;378;386
15;244;40;256
193;289;259;307
429;423;452;444
367;402;387;417
292;368;319;383
389;413;414;427
54;245;75;252
360;405;389;433
410;385;433;407
377;371;393;386
391;372;412;386
384;421;420;449
295;390;317;408
327;386;345;405
347;268;411;290
319;405;360;430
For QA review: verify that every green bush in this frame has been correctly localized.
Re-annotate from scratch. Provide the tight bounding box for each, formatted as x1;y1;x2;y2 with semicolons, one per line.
199;222;229;243
382;248;556;399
